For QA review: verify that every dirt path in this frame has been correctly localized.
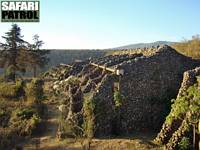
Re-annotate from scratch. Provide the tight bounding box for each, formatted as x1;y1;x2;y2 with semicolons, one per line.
20;81;82;150
22;102;57;150
22;101;81;150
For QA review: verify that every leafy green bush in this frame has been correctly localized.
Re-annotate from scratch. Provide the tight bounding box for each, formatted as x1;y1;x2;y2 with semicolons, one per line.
178;137;191;150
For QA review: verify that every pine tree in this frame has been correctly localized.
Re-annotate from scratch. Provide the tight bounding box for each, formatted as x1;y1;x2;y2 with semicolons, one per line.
27;34;49;77
0;24;27;81
0;25;49;79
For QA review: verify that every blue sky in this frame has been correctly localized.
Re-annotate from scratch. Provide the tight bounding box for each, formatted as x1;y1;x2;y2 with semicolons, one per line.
0;0;200;49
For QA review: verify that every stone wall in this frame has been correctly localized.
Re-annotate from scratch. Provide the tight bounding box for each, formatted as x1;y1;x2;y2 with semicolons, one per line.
84;74;118;137
155;67;200;149
45;45;200;138
117;45;200;132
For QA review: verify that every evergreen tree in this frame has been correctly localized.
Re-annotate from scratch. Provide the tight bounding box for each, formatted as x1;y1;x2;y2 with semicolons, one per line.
0;24;49;79
0;24;27;81
27;35;49;77
32;34;44;50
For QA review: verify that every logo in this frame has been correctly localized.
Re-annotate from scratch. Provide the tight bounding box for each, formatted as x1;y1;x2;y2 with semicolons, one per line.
1;0;40;22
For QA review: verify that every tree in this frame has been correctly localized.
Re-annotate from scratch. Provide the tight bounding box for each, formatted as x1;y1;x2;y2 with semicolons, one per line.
32;34;44;50
0;24;27;81
0;24;49;79
27;35;49;77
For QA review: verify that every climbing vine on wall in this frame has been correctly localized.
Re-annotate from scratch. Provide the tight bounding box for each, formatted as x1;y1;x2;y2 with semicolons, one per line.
113;91;124;107
162;83;200;150
165;84;200;126
83;98;95;138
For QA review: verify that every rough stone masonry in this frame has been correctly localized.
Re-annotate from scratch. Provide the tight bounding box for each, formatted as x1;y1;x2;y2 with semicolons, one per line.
44;45;200;137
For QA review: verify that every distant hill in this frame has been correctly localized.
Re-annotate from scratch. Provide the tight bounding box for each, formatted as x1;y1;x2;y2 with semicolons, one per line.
0;42;176;76
45;49;106;68
0;49;106;76
114;41;176;49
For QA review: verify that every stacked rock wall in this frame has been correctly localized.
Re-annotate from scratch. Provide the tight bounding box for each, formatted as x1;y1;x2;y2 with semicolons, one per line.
155;67;200;149
117;46;200;132
84;74;118;137
46;45;200;138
